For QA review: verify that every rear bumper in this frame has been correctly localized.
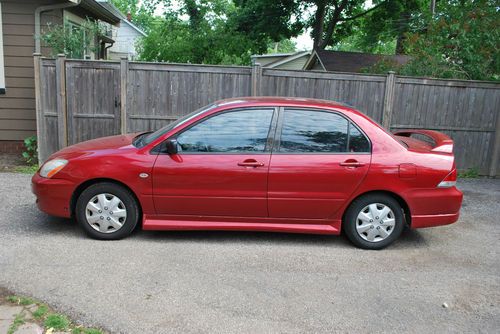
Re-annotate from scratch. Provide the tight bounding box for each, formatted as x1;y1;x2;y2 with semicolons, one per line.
31;173;75;218
411;212;460;229
406;186;463;229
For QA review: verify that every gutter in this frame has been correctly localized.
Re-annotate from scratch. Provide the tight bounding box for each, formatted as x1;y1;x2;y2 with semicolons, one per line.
35;0;82;53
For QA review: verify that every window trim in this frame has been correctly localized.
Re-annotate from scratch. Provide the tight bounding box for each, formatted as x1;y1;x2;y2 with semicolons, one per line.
0;2;6;94
273;107;372;155
157;107;279;155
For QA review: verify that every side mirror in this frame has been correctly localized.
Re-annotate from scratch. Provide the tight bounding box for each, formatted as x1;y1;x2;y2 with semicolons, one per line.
165;139;178;155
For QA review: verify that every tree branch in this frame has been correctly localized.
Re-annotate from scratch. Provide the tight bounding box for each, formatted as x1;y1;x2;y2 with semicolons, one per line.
339;0;387;22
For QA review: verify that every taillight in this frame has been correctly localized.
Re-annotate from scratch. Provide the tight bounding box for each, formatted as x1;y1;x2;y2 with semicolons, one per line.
438;169;457;188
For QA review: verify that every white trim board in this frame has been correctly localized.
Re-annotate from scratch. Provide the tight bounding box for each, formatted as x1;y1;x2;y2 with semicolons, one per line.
0;2;6;94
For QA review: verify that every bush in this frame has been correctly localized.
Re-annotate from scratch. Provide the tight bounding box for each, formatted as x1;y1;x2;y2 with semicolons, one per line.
22;135;38;165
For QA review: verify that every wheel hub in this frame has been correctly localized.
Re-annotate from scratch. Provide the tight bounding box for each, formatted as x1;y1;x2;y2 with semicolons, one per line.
355;203;395;242
85;193;127;233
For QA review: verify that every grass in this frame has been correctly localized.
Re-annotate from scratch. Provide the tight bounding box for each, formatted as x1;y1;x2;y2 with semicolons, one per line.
458;167;479;178
6;295;35;305
33;305;49;319
4;294;106;333
14;165;39;174
7;313;25;334
44;314;70;331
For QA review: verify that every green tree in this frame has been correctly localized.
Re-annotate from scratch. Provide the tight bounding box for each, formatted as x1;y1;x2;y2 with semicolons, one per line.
401;0;499;80
233;0;388;50
137;0;268;65
352;0;428;54
40;19;105;58
110;0;158;31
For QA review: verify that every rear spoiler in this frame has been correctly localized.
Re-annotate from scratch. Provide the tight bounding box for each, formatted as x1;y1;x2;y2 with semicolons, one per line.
393;129;454;153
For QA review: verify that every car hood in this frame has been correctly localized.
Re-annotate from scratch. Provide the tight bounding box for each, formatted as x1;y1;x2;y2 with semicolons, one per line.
49;133;140;159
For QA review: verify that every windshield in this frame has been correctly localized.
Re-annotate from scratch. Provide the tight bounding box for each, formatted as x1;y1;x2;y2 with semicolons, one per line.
141;104;216;146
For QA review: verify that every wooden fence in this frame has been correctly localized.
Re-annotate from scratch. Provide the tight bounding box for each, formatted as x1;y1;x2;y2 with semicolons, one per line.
34;54;500;176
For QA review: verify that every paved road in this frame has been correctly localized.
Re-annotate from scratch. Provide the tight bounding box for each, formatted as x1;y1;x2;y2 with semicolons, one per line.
0;173;499;333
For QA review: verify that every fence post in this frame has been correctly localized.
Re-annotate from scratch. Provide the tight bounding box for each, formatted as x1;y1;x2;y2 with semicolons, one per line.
489;111;500;177
33;53;46;163
55;54;68;148
120;57;129;134
382;71;396;129
251;63;262;96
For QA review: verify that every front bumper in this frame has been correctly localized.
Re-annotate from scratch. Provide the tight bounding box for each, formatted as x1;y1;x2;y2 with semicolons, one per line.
31;173;76;218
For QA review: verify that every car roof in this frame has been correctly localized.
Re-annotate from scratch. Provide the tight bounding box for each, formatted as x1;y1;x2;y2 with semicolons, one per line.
215;96;352;110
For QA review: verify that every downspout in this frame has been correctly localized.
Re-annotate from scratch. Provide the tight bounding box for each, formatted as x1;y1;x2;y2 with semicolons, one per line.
103;41;114;59
35;0;82;53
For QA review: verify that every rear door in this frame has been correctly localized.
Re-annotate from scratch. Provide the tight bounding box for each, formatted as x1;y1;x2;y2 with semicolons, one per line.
268;108;371;219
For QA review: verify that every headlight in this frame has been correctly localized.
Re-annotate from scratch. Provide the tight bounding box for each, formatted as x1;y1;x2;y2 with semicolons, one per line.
40;159;68;178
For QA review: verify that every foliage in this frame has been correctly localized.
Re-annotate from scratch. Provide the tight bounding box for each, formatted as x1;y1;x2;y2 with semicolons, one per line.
137;0;267;65
40;19;106;59
7;314;25;334
44;314;70;331
400;0;499;81
33;305;49;319
458;168;480;178
233;0;388;50
361;58;404;74
110;0;158;32
22;135;38;166
267;39;297;54
339;0;428;54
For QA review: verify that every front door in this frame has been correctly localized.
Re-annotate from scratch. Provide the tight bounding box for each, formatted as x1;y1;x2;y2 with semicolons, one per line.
268;108;371;219
153;107;276;218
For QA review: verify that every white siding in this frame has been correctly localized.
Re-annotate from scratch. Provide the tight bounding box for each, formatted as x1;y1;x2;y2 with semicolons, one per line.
108;21;143;60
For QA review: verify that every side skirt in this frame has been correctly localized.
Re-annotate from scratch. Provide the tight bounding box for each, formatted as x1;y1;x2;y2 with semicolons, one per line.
142;215;341;235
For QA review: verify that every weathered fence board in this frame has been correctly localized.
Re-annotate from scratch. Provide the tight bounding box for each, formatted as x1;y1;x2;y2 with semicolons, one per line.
261;69;386;122
35;56;500;176
65;60;121;144
126;62;251;133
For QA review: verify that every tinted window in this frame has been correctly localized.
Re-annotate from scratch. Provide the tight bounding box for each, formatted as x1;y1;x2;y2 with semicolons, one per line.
176;109;273;153
348;123;370;152
279;109;348;153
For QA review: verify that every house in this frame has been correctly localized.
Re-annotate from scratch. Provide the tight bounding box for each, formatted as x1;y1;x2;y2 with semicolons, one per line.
96;0;146;60
0;0;121;153
251;51;311;70
304;49;411;72
252;49;410;73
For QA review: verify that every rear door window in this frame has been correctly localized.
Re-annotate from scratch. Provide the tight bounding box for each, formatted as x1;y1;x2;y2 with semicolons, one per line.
278;109;369;153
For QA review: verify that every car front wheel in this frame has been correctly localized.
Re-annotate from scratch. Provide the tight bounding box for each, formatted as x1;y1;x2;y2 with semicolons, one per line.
75;182;139;240
344;194;405;250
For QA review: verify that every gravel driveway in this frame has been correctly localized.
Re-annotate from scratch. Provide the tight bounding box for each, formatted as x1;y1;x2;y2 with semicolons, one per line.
0;173;499;333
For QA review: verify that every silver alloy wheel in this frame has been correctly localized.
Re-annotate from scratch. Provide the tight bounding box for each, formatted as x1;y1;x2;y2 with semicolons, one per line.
355;203;395;242
85;193;127;233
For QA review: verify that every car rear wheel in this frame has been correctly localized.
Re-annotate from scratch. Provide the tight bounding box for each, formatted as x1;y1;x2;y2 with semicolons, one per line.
344;194;404;250
75;182;139;240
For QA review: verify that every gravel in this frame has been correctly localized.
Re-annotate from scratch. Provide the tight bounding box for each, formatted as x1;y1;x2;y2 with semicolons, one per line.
0;173;499;333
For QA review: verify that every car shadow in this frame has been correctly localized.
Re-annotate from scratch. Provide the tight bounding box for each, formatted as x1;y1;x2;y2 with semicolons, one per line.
21;204;429;249
134;225;429;249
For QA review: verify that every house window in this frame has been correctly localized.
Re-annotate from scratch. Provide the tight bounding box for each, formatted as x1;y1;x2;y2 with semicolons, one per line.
0;2;6;94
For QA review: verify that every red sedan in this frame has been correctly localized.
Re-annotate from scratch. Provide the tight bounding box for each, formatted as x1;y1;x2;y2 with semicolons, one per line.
32;97;462;249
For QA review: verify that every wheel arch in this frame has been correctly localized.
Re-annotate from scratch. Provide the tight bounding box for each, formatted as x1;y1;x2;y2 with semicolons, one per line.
70;178;143;219
343;190;412;226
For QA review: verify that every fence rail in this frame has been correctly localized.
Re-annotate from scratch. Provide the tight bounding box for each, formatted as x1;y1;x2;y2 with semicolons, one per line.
34;54;500;176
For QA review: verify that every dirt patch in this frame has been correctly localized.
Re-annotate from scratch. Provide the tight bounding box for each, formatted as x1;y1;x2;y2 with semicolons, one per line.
0;153;27;172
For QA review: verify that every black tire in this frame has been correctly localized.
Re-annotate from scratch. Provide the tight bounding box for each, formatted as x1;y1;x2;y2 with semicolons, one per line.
75;182;139;240
343;194;404;250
